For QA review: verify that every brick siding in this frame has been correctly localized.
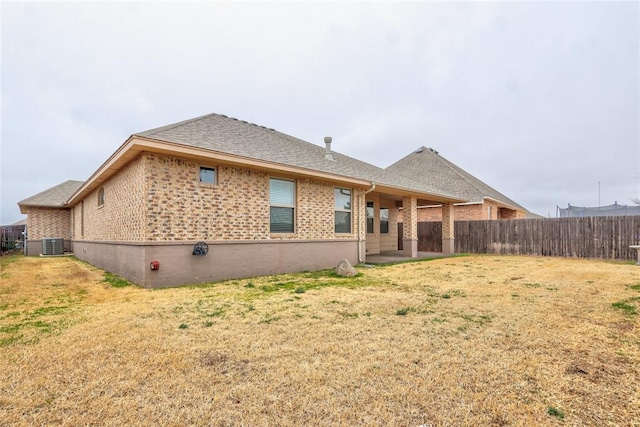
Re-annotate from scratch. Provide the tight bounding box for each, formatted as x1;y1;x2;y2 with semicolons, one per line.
71;152;364;242
398;202;525;222
74;154;147;241
26;207;71;240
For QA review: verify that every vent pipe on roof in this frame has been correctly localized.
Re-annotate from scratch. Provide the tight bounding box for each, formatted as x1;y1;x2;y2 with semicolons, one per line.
324;136;335;161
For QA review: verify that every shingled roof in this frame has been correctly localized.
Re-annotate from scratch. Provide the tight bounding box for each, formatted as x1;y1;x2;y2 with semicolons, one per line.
386;147;526;211
135;114;462;201
18;180;84;213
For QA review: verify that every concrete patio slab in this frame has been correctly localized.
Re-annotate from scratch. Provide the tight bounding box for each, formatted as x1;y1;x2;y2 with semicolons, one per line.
364;250;455;265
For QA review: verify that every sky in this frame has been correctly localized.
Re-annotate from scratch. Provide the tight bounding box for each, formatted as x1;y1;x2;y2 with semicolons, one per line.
1;0;638;223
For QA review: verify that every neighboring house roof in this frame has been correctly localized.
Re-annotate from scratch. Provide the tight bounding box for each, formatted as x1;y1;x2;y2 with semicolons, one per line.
12;218;27;226
18;180;84;213
386;146;527;211
526;211;545;219
134;113;463;202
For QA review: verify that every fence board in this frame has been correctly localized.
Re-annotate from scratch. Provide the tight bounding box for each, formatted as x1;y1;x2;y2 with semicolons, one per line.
405;216;640;261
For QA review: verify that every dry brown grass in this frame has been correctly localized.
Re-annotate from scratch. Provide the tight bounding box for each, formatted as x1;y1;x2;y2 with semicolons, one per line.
1;254;639;426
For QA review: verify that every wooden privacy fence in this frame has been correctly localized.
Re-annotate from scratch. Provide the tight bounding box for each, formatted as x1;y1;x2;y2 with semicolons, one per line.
399;216;640;261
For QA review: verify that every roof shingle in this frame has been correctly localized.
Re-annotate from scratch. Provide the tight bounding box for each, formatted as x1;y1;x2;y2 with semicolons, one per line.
18;180;84;209
136;114;461;200
386;147;526;211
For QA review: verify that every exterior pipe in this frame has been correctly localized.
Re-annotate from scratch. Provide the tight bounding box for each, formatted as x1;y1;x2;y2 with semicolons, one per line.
358;182;376;263
364;183;376;195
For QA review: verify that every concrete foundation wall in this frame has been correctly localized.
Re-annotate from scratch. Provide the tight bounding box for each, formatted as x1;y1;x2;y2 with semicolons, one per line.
72;241;148;285
71;239;359;288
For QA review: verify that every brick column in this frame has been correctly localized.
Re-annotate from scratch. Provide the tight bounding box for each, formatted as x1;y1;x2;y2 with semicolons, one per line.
442;203;455;254
402;196;418;258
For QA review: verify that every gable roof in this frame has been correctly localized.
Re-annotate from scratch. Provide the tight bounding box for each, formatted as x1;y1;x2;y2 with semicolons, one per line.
386;146;526;211
132;113;463;202
18;180;84;213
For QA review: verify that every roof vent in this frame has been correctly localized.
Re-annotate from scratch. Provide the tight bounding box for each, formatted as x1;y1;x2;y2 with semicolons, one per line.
324;136;335;161
428;147;439;155
415;147;424;153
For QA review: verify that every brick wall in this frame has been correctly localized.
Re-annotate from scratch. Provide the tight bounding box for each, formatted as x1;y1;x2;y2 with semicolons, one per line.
399;202;524;222
26;207;71;240
297;178;335;239
498;208;525;219
76;154;147;241
144;153;362;241
70;152;366;242
145;154;269;240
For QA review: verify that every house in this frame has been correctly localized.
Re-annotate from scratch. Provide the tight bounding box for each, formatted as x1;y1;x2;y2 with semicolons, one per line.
18;113;465;287
17;180;84;253
387;147;528;222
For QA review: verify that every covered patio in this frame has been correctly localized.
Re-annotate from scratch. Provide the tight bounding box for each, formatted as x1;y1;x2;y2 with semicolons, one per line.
363;186;463;260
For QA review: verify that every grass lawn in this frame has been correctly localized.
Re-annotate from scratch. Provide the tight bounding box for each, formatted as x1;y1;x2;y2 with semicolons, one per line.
1;254;639;426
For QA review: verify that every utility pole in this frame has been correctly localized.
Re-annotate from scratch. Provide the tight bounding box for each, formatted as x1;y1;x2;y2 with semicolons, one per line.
598;181;601;208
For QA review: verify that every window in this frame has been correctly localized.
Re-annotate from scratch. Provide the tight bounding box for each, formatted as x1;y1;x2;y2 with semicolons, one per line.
335;188;352;233
270;178;295;233
366;201;374;233
380;207;389;234
199;167;216;184
97;187;105;207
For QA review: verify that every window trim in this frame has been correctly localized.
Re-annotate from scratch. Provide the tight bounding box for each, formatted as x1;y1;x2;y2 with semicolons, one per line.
199;166;217;185
269;177;296;234
334;187;352;234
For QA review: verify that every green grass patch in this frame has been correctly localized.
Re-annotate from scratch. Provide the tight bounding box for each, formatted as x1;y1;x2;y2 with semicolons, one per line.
547;406;565;419
31;306;68;317
612;300;637;315
203;308;226;317
455;312;493;325
629;284;640;292
438;289;466;299
0;254;22;268
0;308;70;347
259;315;280;324
226;269;377;301
339;311;359;319
522;283;541;288
103;272;132;288
373;253;469;267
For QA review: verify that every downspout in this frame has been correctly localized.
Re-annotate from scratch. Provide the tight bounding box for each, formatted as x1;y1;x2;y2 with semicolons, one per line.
358;183;376;263
364;183;376;195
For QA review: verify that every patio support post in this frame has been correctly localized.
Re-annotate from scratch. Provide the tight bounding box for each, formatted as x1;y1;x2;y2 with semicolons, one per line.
442;202;455;254
402;196;418;258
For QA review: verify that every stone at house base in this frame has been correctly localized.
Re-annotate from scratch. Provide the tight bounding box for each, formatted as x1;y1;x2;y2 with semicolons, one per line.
336;258;357;277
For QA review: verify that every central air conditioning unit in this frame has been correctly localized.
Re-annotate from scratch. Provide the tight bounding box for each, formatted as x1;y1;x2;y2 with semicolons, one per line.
42;238;64;256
